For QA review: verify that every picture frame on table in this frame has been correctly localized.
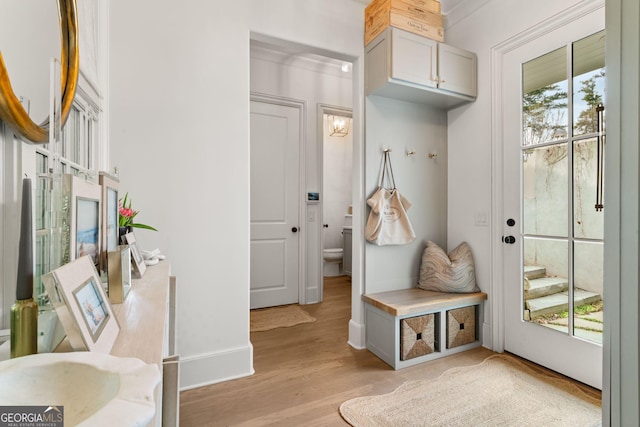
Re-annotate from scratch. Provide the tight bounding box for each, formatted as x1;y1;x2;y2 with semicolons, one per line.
42;255;120;353
63;174;102;266
107;245;132;304
99;172;120;272
124;231;146;277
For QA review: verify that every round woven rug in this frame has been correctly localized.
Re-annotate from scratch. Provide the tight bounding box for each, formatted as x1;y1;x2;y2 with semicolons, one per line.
340;354;601;427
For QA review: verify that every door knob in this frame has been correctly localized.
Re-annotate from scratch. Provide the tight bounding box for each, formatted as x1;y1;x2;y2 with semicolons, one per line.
502;235;516;244
292;227;299;233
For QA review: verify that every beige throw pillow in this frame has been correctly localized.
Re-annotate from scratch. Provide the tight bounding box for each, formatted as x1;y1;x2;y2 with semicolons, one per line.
417;241;480;293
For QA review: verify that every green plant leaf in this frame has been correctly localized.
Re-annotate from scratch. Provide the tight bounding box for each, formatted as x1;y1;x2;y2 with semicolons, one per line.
130;223;158;232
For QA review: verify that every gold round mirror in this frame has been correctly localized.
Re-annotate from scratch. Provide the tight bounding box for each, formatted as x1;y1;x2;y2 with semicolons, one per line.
0;0;79;143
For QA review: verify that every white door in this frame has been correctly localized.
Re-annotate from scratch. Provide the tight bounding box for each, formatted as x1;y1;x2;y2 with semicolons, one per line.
250;100;301;309
502;10;604;389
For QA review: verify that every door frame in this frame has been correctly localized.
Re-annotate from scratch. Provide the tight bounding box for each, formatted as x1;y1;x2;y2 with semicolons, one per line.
250;91;307;305
490;0;605;351
316;103;353;293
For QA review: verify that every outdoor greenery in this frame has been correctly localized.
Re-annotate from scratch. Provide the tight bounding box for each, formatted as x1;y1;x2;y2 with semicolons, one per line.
522;69;606;148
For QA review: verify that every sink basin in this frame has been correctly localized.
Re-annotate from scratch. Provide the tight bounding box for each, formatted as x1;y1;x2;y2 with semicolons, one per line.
0;351;161;426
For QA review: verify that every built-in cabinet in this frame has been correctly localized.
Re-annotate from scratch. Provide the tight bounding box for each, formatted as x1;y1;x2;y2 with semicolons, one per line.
365;27;477;109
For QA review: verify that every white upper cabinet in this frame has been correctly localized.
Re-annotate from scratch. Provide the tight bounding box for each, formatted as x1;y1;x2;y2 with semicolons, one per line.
365;27;477;109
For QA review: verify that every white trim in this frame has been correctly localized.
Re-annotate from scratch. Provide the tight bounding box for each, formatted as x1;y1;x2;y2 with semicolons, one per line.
0;123;8;330
348;319;366;350
349;55;366;350
179;343;254;390
490;0;605;354
491;0;604;54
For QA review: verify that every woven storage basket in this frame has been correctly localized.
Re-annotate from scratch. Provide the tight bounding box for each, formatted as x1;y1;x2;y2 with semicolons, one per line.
400;313;435;361
446;306;476;349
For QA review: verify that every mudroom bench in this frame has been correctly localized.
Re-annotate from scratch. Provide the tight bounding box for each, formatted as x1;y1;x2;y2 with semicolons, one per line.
362;289;487;369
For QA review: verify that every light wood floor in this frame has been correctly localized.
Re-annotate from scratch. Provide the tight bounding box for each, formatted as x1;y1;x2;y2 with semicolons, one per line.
179;276;600;426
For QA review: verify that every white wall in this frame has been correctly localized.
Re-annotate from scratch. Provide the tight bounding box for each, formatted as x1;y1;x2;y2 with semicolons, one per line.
109;0;365;389
364;96;448;294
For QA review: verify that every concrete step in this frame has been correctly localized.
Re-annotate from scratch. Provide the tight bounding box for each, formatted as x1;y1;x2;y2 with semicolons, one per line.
524;276;569;299
526;289;602;319
547;315;603;332
524;265;547;280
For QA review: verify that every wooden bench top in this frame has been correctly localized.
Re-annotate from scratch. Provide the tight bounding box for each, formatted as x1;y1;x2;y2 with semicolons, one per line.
362;288;487;317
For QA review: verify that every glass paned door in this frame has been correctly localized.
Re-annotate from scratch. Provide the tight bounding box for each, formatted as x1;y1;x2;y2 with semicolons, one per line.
502;6;605;389
521;31;605;345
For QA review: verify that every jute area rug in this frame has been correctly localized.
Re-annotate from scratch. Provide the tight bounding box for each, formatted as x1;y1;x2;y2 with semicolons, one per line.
250;305;316;332
340;354;601;427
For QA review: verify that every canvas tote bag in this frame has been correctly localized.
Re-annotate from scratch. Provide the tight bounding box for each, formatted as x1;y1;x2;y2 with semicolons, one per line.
365;151;416;245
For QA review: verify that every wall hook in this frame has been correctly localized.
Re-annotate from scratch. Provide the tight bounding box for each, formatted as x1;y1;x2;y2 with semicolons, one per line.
406;149;416;157
428;152;438;159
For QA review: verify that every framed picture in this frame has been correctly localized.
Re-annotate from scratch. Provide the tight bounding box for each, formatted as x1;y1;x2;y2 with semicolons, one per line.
107;245;132;304
124;231;146;277
42;255;120;353
99;172;120;271
76;198;100;262
63;174;102;266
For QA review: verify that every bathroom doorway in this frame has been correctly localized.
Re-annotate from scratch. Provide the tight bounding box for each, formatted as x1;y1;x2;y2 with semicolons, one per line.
320;106;353;281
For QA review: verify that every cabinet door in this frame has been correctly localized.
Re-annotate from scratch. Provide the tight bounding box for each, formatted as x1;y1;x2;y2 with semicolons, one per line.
391;29;437;89
437;44;477;97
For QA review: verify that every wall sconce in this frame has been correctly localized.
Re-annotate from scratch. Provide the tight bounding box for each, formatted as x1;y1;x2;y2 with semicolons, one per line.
328;114;350;137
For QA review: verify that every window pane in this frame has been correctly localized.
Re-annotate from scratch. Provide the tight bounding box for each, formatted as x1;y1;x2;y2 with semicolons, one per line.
523;46;568;145
573;138;604;239
573;241;603;343
573;31;605;136
36;153;48;174
524;237;569;332
523;143;568;237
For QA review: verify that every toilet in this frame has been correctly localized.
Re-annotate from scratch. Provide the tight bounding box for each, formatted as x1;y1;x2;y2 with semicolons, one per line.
323;248;343;277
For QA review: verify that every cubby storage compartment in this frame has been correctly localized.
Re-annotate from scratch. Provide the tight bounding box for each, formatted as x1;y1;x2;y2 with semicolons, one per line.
446;305;478;349
400;313;437;361
363;289;486;369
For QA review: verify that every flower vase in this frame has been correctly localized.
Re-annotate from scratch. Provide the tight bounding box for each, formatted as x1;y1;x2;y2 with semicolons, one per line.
119;226;132;245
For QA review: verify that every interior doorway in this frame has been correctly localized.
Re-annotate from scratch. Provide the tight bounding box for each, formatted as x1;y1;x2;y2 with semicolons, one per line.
319;106;354;283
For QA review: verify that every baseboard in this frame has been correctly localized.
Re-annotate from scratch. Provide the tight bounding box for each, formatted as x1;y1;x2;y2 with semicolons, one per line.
482;322;492;349
348;318;366;349
179;343;254;391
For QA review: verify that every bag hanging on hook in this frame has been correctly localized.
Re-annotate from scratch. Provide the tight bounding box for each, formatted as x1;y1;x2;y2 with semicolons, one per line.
365;150;416;246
